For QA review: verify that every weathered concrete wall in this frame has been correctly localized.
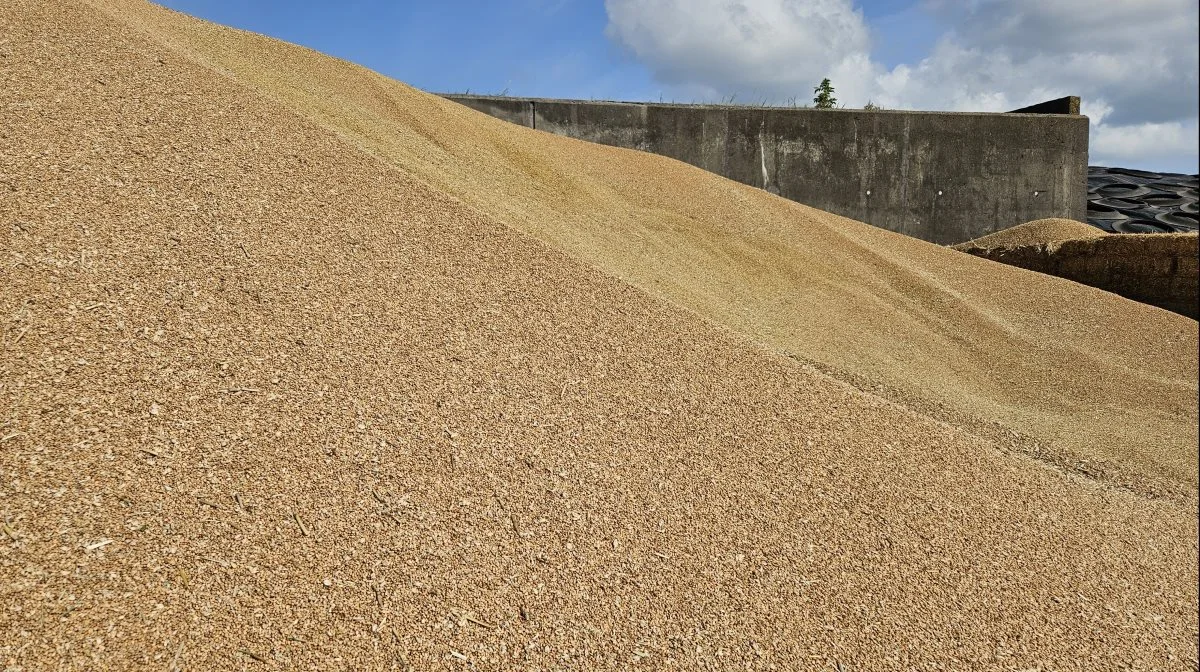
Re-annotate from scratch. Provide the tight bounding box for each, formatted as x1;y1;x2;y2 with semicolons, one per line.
442;94;1089;245
959;234;1199;318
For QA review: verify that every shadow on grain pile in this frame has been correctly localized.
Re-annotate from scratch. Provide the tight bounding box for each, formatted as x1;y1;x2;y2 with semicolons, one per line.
1;0;1198;669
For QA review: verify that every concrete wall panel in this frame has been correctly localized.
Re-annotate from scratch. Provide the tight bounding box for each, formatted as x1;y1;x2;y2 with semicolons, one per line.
441;94;1090;245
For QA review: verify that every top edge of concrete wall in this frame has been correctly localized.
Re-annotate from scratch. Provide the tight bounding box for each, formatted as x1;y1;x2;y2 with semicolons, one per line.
437;93;1087;119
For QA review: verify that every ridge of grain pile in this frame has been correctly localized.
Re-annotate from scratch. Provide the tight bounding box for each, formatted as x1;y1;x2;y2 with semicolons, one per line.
89;0;1200;496
2;1;1198;669
956;217;1109;250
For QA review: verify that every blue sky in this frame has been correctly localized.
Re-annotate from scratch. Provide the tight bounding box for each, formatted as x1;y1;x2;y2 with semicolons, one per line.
158;0;1198;173
157;0;939;101
157;0;651;100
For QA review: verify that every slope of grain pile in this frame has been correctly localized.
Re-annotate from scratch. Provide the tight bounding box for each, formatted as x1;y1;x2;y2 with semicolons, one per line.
90;0;1200;496
1;1;1198;670
956;217;1108;250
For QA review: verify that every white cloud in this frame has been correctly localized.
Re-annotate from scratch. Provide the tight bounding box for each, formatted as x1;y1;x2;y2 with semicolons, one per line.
604;0;1199;171
918;0;1199;126
1091;118;1200;167
604;0;873;103
1079;98;1199;168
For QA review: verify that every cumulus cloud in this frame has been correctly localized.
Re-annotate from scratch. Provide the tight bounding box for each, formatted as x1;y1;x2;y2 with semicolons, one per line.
1086;100;1200;167
919;0;1199;126
604;0;874;102
603;0;1199;171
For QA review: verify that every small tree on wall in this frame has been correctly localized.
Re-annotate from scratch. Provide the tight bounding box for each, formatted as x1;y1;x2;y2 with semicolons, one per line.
813;78;837;109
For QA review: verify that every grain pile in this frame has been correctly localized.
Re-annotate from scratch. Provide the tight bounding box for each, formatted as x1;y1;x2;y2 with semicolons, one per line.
1;1;1198;670
958;229;1200;320
956;218;1108;250
89;0;1200;496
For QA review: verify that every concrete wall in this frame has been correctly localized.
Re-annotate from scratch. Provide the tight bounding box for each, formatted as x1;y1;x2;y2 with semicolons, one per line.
958;234;1199;318
442;94;1089;246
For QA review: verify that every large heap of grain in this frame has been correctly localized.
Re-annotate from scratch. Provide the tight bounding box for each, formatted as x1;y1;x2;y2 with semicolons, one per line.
2;1;1197;669
91;0;1200;496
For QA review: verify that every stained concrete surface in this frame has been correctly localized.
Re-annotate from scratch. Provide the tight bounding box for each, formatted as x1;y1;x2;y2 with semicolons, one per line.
443;94;1089;246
